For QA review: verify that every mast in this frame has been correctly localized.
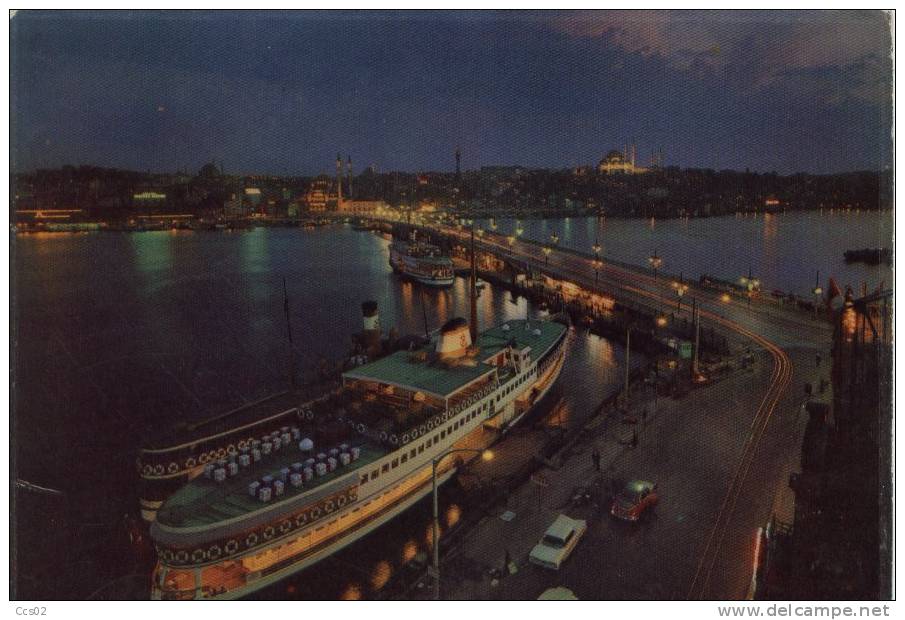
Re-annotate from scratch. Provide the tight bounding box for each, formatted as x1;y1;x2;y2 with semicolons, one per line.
283;277;296;389
469;222;478;343
420;288;431;340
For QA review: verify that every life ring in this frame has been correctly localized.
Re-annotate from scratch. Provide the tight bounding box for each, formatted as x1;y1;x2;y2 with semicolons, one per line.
305;410;314;421
324;499;335;513
246;533;258;547
263;526;275;540
154;464;164;476
427;419;435;430
238;440;247;450
356;423;366;434
419;425;427;436
216;448;226;459
185;457;196;468
279;520;291;534
310;507;322;520
175;550;189;564
199;453;209;464
208;545;222;560
389;435;399;446
337;494;347;507
191;549;206;564
167;462;179;474
227;444;237;455
224;540;239;555
402;433;410;444
379;431;388;442
142;465;153;476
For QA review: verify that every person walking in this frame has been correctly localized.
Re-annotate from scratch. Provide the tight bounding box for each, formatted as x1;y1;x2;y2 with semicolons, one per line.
591;448;601;472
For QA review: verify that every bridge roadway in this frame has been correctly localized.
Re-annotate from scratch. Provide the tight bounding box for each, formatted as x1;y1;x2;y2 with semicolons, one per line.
359;217;832;599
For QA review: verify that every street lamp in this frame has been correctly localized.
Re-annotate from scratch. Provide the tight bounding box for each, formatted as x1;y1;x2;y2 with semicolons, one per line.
543;246;552;264
507;235;515;255
648;251;662;282
489;217;497;231
432;448;494;600
812;270;823;317
592;242;602;283
515;220;524;238
674;282;688;312
550;232;559;245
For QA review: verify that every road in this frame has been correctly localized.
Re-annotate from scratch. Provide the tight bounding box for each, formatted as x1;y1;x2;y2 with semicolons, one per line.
405;221;832;600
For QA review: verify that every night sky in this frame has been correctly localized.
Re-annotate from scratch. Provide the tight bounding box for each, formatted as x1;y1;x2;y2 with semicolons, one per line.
10;10;893;176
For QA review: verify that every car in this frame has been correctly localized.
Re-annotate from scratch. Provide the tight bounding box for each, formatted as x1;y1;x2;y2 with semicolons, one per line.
528;514;587;570
610;479;659;522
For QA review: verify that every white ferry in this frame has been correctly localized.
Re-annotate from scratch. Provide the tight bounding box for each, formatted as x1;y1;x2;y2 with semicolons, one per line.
389;240;455;287
149;315;569;599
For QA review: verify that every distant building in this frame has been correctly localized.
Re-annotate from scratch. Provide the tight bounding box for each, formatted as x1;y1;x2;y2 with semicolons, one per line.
597;148;647;175
133;191;168;206
303;179;331;212
224;193;244;217
339;199;389;215
244;187;262;207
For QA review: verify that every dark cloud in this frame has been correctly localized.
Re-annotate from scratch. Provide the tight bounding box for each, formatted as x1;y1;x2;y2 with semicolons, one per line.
10;10;893;175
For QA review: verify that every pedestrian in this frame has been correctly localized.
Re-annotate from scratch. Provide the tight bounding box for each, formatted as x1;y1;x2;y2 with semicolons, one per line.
591;448;601;472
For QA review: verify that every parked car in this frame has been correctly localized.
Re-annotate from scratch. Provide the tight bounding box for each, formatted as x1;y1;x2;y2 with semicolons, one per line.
610;480;659;522
529;514;587;570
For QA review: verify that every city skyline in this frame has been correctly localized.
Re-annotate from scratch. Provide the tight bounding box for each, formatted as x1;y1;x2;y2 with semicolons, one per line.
11;11;893;176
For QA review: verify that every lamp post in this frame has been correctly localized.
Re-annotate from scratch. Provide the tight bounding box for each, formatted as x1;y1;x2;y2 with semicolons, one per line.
507;235;515;255
543;246;552;264
674;282;688;312
592;242;602;283
431;448;493;600
648;251;662;282
812;270;823;317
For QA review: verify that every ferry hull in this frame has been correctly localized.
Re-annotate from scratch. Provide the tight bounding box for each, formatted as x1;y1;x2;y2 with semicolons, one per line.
152;323;571;600
152;334;567;600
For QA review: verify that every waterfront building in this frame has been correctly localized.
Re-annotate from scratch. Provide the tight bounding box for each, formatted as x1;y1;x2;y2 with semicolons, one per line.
338;199;389;216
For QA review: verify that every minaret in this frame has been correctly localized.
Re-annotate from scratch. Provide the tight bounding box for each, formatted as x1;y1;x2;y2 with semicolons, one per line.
335;153;343;209
346;155;353;200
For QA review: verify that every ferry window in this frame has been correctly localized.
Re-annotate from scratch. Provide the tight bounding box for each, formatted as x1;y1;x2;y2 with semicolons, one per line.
418;445;424;454
360;474;368;485
382;463;389;473
401;454;408;464
371;470;378;480
447;425;452;434
434;434;440;444
410;448;417;459
440;430;446;439
392;458;399;468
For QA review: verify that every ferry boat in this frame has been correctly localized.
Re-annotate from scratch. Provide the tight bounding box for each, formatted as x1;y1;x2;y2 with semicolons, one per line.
389;239;455;287
149;315;569;599
136;301;407;523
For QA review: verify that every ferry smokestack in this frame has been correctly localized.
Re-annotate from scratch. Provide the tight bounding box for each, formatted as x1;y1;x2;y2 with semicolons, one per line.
362;300;380;333
436;317;472;359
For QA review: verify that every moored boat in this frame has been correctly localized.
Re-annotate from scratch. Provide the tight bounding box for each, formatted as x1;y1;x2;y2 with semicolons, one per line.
149;316;569;599
388;239;454;287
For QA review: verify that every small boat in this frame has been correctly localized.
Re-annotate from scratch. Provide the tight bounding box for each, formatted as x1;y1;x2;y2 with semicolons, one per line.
389;239;455;287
